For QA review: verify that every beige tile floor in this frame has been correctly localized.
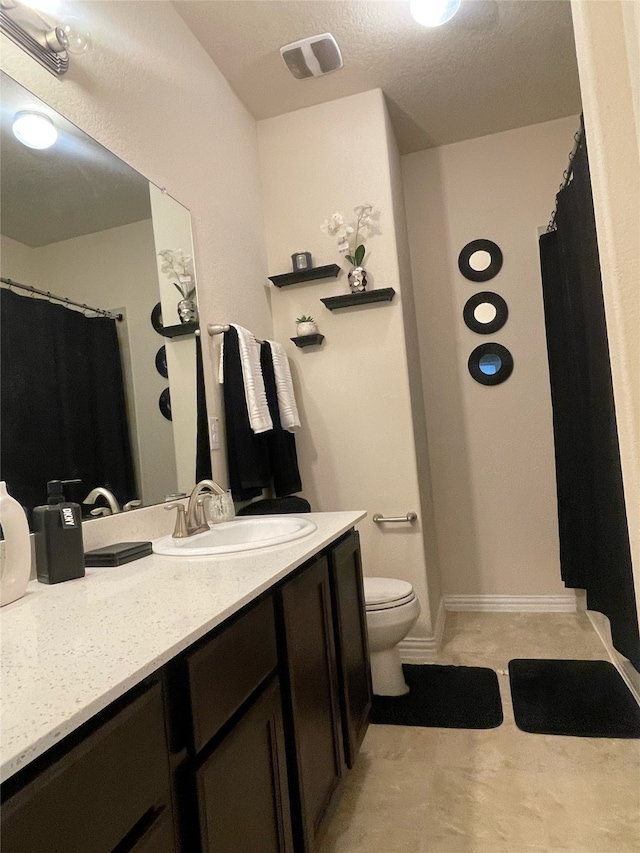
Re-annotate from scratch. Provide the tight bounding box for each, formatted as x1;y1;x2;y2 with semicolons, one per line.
319;612;640;853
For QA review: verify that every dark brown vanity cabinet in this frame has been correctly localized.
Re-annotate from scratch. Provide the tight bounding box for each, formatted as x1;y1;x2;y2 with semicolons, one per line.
278;554;346;851
1;679;175;853
1;528;370;853
328;530;372;769
179;596;293;853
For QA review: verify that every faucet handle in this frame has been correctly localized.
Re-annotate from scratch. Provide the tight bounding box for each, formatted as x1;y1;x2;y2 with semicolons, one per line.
165;502;189;539
195;494;213;529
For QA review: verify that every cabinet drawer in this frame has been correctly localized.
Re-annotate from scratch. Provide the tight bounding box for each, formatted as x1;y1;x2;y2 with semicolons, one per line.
2;681;170;853
187;596;277;753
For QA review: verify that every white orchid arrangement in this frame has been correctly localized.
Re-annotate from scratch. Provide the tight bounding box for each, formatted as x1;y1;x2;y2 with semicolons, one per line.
158;249;195;300
320;204;381;268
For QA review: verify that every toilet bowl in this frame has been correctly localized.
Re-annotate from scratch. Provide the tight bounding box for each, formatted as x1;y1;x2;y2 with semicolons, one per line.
363;577;420;696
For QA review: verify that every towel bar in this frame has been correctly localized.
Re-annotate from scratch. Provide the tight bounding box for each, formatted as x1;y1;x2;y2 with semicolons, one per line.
373;513;418;524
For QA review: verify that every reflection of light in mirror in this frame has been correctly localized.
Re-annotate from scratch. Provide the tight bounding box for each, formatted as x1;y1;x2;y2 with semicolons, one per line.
12;111;57;149
479;354;502;375
474;302;497;324
468;249;492;271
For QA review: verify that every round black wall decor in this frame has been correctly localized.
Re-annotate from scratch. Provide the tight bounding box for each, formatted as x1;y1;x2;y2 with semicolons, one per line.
159;387;172;420
463;292;508;334
468;342;514;386
458;239;503;282
155;345;168;378
151;302;164;335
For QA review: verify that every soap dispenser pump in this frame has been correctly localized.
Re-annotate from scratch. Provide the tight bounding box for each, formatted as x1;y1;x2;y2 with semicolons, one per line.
33;479;85;584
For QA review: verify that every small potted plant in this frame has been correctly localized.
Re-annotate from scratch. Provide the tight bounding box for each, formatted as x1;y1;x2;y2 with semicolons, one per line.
320;204;381;293
296;315;319;336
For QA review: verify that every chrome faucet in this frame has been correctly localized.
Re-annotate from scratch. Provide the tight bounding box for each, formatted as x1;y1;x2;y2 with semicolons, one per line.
83;487;121;515
165;479;226;539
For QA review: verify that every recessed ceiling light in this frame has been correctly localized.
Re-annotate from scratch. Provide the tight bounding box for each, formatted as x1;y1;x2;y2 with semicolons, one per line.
410;0;462;27
12;111;58;149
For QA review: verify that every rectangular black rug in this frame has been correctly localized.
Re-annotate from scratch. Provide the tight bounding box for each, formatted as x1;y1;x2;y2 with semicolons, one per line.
371;664;503;729
509;659;640;738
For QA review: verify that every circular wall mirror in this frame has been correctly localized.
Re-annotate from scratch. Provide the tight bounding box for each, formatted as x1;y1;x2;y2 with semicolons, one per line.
463;291;508;334
458;239;503;282
468;343;514;385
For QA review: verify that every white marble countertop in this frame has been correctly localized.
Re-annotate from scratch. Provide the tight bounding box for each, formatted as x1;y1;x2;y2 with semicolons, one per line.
0;511;365;783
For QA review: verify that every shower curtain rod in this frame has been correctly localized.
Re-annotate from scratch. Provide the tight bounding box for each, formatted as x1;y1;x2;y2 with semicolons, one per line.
546;114;585;233
1;277;123;321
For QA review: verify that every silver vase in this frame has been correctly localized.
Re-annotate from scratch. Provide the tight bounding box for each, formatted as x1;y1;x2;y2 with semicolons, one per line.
348;266;368;293
177;298;198;324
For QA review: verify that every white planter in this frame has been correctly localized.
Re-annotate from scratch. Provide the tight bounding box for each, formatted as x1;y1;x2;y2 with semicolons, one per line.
296;322;318;336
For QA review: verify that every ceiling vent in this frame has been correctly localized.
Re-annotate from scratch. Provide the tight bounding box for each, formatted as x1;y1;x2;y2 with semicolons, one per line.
280;33;343;80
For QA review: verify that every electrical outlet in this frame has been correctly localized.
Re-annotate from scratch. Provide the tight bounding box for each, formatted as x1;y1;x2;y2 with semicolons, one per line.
209;417;220;450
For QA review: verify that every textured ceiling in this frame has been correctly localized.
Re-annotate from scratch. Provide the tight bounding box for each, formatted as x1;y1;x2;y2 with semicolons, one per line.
175;0;582;154
1;74;151;248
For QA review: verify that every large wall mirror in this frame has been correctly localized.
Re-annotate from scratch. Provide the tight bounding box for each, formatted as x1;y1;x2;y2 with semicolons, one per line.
0;72;202;524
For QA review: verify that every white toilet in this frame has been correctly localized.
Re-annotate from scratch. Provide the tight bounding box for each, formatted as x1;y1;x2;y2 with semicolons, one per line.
363;577;421;696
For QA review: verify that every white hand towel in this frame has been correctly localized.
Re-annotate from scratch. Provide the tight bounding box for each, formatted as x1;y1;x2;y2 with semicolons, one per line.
231;324;273;434
267;340;301;432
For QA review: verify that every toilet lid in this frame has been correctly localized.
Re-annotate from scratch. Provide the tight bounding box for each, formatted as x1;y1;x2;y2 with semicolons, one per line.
364;577;415;611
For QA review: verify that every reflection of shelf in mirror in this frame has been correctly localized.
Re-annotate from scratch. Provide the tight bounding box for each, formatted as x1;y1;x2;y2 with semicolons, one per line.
290;334;325;348
269;264;341;288
161;322;199;338
320;288;396;311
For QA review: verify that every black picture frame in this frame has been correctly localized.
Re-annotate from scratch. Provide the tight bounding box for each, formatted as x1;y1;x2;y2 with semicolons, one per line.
458;239;503;282
468;342;514;385
463;291;509;334
291;251;313;272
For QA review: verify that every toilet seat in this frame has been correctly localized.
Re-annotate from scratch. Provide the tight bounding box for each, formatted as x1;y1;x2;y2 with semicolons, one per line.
364;577;416;612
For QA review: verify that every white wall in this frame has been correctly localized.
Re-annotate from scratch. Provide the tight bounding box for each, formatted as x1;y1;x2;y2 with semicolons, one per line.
402;116;579;598
149;184;198;495
571;0;640;679
1;221;177;506
258;90;438;642
1;0;272;490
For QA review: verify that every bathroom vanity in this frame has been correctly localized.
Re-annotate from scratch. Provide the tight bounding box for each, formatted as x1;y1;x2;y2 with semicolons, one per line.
0;511;370;853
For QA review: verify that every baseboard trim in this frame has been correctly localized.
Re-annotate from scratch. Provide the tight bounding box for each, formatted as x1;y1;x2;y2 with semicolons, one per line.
586;611;640;707
398;598;446;664
398;636;438;664
444;594;577;613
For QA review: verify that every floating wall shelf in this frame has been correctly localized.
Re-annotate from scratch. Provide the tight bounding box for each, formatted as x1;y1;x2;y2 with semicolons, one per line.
320;288;396;311
161;321;199;338
269;264;341;288
290;334;325;348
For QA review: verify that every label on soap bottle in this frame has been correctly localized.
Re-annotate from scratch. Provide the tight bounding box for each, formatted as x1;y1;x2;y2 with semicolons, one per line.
59;503;79;528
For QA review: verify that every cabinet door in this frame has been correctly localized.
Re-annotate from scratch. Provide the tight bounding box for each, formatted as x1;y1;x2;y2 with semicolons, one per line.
329;530;372;768
196;678;292;853
280;556;344;851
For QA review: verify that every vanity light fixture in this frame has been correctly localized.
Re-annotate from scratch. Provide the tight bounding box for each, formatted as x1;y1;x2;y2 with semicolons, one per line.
12;110;57;149
0;0;91;76
409;0;462;27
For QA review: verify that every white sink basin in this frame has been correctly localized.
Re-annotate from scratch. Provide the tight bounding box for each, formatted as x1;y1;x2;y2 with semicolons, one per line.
152;515;317;557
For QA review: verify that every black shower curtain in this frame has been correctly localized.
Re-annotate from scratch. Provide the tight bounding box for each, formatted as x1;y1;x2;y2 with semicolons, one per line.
1;289;136;521
539;139;640;670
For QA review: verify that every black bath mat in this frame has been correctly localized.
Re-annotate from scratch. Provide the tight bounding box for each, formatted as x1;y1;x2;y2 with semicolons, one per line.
371;664;503;729
509;659;640;738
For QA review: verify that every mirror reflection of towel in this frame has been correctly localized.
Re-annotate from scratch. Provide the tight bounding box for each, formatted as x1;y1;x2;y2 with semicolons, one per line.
261;342;302;497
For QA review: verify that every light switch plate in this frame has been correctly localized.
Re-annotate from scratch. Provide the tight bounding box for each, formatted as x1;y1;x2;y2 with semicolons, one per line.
209;417;220;450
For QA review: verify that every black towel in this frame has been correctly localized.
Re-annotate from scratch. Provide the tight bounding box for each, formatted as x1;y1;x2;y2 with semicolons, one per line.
195;336;212;482
222;327;270;501
260;342;302;497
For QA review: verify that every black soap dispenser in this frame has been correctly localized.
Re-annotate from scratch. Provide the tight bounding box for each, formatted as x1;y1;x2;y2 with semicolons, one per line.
33;479;85;584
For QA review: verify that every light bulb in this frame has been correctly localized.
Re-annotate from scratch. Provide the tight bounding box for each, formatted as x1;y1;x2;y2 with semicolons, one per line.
12;111;57;149
57;16;92;54
409;0;462;27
